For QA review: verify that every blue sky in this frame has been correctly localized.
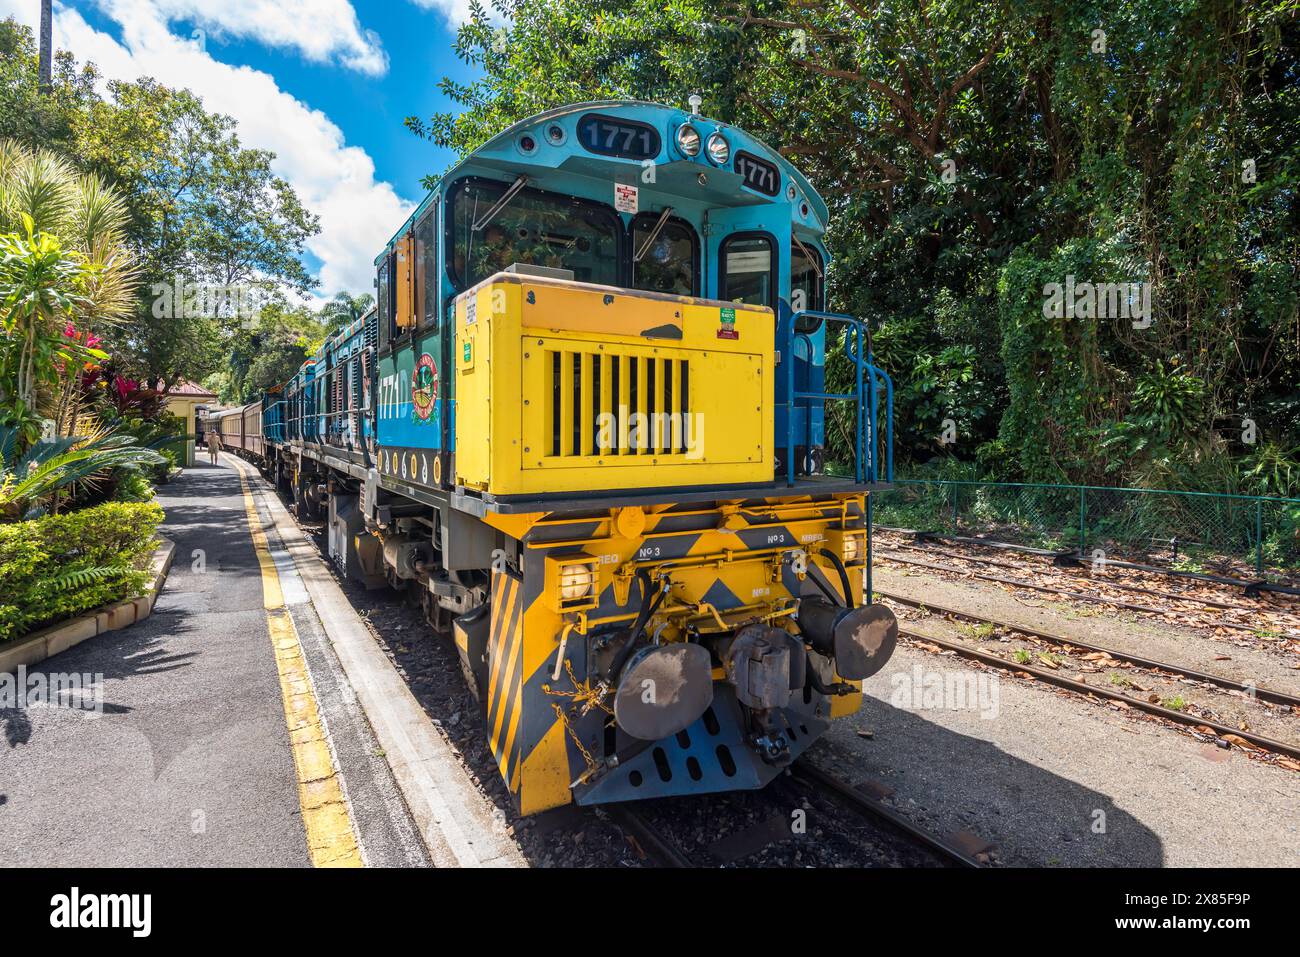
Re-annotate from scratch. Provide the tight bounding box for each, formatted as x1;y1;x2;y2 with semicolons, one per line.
0;0;487;299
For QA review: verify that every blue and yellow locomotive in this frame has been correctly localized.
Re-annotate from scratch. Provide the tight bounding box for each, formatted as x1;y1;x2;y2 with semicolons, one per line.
224;100;897;815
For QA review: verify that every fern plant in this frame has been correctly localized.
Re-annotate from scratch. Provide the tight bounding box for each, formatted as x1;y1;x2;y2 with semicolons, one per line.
37;564;132;592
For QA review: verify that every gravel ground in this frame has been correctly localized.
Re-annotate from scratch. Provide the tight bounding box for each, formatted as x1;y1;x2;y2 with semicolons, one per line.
813;643;1300;866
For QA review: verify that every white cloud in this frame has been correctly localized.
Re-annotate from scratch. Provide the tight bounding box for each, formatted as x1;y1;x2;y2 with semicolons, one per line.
407;0;499;28
145;0;388;76
1;0;415;299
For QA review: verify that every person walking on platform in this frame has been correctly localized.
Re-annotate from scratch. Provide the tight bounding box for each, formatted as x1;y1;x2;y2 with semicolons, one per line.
208;429;222;465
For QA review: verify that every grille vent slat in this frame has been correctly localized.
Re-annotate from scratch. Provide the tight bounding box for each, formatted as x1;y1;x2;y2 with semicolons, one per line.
542;347;692;459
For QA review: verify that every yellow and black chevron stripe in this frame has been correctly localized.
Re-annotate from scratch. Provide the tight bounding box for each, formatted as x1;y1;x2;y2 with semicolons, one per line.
486;569;525;793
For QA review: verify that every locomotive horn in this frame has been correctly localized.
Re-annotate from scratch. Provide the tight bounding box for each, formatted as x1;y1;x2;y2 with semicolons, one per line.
797;598;897;681
613;643;713;741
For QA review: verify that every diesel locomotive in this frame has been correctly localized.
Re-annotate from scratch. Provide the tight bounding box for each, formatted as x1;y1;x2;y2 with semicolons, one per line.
209;100;898;815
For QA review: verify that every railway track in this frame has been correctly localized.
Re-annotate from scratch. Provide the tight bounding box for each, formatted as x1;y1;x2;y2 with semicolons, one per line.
873;590;1300;762
875;549;1270;634
874;525;1300;597
788;760;982;868
607;763;983;868
882;541;1247;612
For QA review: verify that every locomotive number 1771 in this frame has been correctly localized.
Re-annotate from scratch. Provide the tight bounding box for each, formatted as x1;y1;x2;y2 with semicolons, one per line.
378;371;408;420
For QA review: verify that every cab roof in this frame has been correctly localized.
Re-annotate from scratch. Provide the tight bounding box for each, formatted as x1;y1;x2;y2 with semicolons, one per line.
382;100;830;256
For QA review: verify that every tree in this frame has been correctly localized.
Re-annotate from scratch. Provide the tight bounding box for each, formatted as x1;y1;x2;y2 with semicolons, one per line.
0;18;97;153
0;141;136;441
318;290;374;335
226;300;325;403
71;78;320;392
0;24;322;395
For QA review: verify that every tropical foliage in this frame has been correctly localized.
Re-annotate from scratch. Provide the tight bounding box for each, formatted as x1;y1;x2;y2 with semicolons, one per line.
0;500;163;641
0;422;165;521
411;0;1300;496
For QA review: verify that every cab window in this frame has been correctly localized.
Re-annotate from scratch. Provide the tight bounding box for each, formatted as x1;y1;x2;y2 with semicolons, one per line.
720;234;775;308
631;214;698;296
414;204;439;331
791;237;825;332
376;257;391;347
448;179;621;290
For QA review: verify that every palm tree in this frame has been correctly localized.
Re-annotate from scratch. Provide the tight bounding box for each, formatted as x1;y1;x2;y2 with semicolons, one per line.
0;140;137;441
318;290;374;335
38;0;52;93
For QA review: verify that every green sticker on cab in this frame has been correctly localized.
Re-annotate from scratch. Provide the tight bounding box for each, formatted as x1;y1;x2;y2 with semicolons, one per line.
718;306;738;340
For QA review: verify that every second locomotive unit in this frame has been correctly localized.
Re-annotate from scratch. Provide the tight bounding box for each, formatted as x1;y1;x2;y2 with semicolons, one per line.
213;99;898;815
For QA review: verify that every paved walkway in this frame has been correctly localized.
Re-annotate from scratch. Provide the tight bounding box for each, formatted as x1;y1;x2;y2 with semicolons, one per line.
0;460;426;867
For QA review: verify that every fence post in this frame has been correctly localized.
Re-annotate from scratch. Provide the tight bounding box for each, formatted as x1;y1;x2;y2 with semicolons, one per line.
1078;486;1087;555
950;482;958;532
1256;499;1264;577
866;493;874;605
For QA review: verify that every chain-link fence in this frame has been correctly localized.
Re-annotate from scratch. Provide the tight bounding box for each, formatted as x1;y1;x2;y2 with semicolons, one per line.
873;480;1300;585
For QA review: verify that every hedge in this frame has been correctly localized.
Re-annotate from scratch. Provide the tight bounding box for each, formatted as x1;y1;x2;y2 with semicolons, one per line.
0;501;164;642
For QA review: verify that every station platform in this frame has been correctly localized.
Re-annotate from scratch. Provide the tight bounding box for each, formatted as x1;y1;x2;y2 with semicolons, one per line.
0;458;518;867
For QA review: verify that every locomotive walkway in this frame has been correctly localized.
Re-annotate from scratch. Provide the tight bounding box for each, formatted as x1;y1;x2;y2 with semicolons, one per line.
0;459;513;867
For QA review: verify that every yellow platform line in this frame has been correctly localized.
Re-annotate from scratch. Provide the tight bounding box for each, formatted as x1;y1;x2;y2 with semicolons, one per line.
236;466;363;867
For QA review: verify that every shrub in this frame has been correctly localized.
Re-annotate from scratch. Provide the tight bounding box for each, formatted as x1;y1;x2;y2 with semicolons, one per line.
111;470;156;503
0;500;164;641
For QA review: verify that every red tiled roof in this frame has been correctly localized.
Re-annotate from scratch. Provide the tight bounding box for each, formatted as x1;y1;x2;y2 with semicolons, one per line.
162;379;218;399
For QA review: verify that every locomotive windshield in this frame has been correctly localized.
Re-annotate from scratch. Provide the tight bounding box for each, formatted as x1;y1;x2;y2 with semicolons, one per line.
631;214;697;296
449;179;621;290
720;234;775;308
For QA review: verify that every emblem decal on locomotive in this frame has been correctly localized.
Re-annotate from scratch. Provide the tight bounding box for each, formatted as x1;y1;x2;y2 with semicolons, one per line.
411;353;438;421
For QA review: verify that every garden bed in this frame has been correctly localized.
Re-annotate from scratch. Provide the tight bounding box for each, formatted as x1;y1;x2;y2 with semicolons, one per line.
0;501;165;644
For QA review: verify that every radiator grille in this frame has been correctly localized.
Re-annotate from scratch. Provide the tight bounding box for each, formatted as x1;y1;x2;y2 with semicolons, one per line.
544;348;693;458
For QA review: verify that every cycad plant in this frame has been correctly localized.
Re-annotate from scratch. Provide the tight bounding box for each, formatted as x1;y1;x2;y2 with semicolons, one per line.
0;422;165;521
0;140;138;444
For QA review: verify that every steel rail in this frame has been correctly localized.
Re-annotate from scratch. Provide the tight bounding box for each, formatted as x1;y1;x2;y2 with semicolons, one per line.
606;805;693;868
885;627;1300;761
876;551;1265;635
790;760;981;868
884;540;1243;611
875;589;1300;709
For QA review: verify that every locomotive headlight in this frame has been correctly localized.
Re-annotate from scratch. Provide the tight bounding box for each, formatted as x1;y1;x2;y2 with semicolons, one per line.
825;528;867;567
560;564;595;601
706;132;730;165
545;554;600;613
676;124;701;157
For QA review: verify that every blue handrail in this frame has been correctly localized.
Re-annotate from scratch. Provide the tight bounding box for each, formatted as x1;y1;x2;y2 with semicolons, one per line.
785;310;894;487
842;319;895;483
